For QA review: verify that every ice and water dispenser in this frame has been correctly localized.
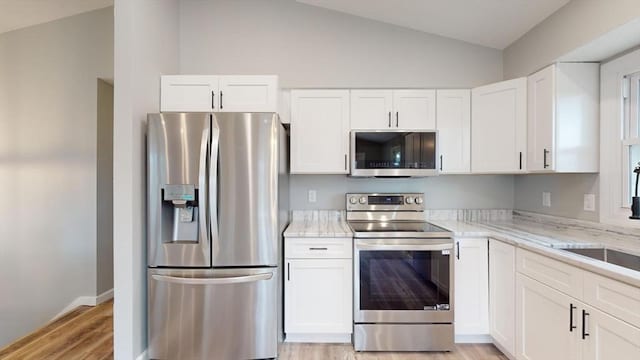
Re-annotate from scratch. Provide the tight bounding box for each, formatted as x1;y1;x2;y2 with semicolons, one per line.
162;184;199;243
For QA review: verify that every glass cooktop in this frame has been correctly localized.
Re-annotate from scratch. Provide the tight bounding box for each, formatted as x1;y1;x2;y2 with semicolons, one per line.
348;221;449;233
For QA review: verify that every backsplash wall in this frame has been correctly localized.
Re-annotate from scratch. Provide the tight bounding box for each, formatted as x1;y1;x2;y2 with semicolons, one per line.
290;175;515;210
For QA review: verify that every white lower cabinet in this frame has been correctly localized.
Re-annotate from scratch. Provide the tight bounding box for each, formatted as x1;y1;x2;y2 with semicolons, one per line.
516;273;580;360
454;238;489;340
489;239;516;357
284;237;352;342
583;304;640;360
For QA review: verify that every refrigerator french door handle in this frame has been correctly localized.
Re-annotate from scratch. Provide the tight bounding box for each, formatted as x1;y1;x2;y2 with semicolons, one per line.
151;272;273;286
210;119;221;260
198;128;210;250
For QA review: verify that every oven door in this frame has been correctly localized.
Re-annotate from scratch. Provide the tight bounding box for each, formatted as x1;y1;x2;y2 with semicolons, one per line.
354;238;454;323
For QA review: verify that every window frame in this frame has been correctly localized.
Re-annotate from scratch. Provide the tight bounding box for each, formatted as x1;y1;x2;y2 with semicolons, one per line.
600;48;640;227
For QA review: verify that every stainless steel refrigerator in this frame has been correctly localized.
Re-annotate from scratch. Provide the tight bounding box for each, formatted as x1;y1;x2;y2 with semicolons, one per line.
146;112;288;360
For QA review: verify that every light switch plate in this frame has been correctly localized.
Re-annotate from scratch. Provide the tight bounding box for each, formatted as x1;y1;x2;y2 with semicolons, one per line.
308;190;317;203
584;194;596;212
542;192;551;207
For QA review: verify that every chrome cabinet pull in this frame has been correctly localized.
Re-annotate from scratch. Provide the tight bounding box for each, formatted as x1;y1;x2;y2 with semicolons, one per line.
569;304;577;332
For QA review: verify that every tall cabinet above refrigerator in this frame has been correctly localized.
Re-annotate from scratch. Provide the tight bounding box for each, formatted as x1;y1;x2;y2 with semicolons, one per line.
146;112;288;360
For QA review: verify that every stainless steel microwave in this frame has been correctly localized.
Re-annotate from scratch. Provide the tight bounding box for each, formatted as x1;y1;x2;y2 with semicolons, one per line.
350;130;439;177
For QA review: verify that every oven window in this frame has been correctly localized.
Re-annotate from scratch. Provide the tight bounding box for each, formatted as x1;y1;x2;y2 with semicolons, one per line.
360;250;450;310
354;132;436;170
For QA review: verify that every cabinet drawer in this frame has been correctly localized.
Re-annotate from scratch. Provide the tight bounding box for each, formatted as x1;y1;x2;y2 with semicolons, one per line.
517;249;583;299
285;238;352;259
583;271;640;329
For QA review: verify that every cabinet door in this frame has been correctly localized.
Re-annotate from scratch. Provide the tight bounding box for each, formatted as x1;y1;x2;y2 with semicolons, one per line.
472;78;527;173
527;65;555;172
218;75;278;112
350;90;393;129
290;90;350;174
583;305;640;360
455;238;489;336
437;89;471;173
393;90;436;130
516;274;580;360
489;239;516;356
284;259;352;334
160;75;219;112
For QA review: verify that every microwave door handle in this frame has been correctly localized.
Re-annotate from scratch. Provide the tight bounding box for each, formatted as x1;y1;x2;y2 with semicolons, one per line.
356;243;453;251
210;120;220;261
198;127;209;250
151;272;273;286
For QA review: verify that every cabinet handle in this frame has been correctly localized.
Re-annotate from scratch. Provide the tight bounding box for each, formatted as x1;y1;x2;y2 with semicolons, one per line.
456;241;460;260
220;91;223;110
211;91;215;109
440;155;443;171
388;112;391;127
287;262;290;281
344;154;347;171
582;309;590;339
569;303;577;332
309;247;328;251
519;152;522;170
396;111;399;127
543;149;549;168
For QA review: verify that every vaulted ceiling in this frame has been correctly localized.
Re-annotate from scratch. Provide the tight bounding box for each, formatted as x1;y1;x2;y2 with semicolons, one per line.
0;0;112;34
296;0;571;49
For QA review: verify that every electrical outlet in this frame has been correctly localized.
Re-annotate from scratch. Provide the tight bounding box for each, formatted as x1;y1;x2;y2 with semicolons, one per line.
584;194;596;212
308;190;317;203
542;192;551;207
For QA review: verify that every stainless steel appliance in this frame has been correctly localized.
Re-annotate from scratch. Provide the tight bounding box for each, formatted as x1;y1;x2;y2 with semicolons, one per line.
147;112;288;360
348;193;454;352
350;130;439;177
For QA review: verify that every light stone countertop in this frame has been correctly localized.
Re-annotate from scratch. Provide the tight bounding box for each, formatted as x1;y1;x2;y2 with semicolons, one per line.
283;210;352;238
283;209;640;287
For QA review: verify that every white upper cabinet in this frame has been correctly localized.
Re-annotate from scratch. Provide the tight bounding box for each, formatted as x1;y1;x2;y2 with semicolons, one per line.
160;75;278;112
472;78;527;173
290;90;350;174
527;63;599;173
392;90;436;129
350;89;435;130
437;89;471;174
350;90;393;129
161;75;219;112
218;75;278;112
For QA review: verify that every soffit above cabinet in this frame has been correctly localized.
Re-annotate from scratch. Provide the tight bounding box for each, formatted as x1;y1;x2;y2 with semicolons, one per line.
296;0;569;49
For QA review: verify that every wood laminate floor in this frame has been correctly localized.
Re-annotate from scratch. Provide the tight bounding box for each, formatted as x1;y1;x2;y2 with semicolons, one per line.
0;300;113;360
0;300;506;360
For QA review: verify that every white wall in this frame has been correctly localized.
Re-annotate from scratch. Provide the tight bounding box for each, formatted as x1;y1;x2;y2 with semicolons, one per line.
113;0;179;358
503;0;640;78
97;79;114;295
179;0;503;88
291;175;515;210
0;8;113;346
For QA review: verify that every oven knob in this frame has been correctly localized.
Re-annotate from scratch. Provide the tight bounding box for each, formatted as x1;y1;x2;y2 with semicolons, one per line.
349;196;358;205
415;197;423;204
405;197;414;204
359;196;367;204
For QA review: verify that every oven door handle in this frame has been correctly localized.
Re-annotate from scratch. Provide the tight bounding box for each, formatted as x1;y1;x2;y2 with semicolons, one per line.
356;243;453;251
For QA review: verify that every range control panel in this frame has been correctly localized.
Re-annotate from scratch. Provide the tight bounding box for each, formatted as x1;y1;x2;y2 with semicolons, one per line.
346;193;424;211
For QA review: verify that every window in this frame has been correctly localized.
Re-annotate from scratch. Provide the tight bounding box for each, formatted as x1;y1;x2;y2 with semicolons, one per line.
622;72;640;206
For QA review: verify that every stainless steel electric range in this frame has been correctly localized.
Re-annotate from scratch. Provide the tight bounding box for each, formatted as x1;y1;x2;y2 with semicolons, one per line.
347;193;454;352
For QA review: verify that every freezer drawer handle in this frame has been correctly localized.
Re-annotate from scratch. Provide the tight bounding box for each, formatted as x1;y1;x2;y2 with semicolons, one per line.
151;272;273;285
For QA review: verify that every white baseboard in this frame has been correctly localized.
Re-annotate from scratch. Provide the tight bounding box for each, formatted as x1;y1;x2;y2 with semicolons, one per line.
455;334;493;343
51;288;114;321
136;349;149;360
285;333;351;343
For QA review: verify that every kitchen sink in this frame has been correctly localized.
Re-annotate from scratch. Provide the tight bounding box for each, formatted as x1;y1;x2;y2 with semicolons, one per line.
558;246;640;272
